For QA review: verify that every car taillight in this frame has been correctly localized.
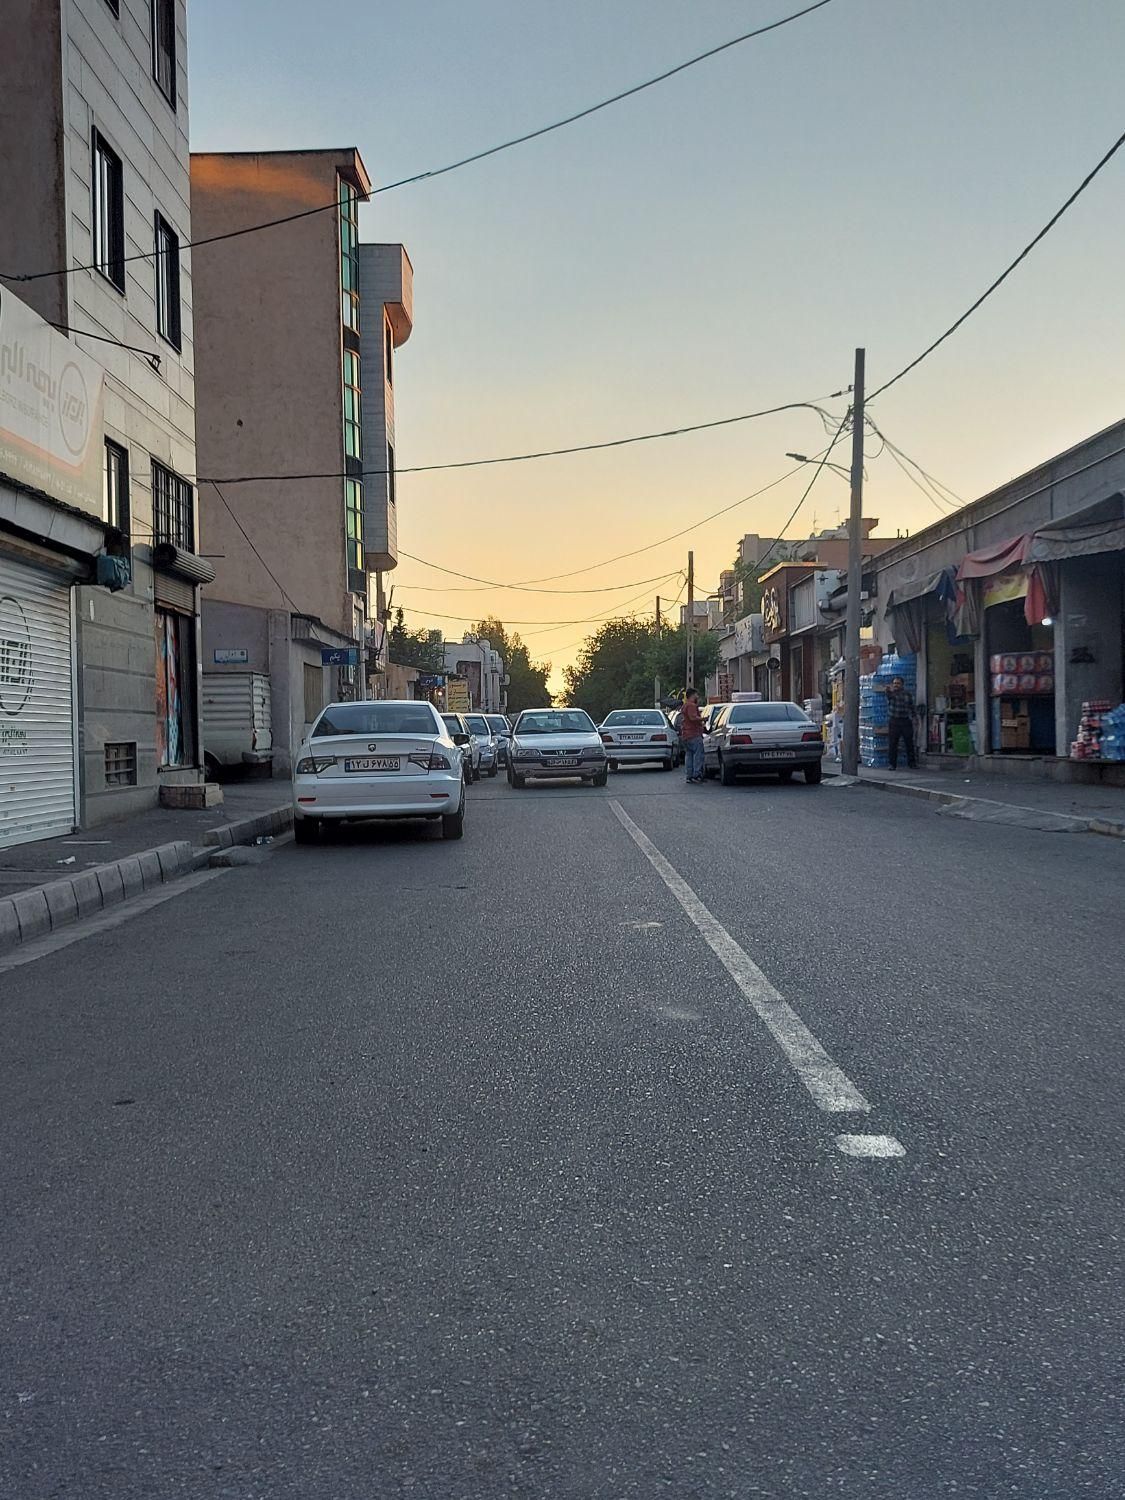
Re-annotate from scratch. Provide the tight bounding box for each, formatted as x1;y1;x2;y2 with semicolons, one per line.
729;734;753;746
600;732;613;743
802;730;822;742
650;733;668;742
295;755;337;774
409;750;453;770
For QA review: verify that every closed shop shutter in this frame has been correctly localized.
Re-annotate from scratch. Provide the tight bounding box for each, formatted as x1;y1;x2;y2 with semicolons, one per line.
0;554;77;848
153;569;195;614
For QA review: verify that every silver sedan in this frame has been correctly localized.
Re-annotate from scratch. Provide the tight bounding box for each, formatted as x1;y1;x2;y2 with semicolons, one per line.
704;701;825;785
507;708;608;788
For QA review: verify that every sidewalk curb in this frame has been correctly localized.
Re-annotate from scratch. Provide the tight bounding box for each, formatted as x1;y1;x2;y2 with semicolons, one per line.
827;768;1125;838
0;804;293;957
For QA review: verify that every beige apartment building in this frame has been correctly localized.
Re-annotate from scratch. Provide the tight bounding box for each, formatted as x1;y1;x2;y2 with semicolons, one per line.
0;0;203;845
191;149;413;774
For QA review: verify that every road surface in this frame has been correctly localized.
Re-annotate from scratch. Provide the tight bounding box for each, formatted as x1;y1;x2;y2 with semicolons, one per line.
2;771;1122;1498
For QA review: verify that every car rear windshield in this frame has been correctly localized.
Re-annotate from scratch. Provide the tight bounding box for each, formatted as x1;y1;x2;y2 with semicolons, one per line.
464;716;490;734
441;716;461;734
728;703;810;724
603;711;666;726
516;711;595;735
313;704;439;737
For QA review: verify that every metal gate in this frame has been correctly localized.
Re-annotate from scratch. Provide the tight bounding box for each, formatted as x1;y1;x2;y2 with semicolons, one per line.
0;554;77;848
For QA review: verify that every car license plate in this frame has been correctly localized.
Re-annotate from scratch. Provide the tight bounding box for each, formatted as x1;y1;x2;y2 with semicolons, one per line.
344;756;400;772
552;757;579;767
759;750;796;760
621;733;643;741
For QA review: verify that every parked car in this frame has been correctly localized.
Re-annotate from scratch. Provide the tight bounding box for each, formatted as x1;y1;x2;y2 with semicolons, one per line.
485;713;512;765
293;700;465;841
507;708;608;788
441;712;480;781
663;711;685;766
463;712;499;776
703;700;824;786
598;708;676;771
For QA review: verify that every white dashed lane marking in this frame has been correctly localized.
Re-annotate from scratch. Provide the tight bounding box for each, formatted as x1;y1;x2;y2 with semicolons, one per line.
610;800;905;1154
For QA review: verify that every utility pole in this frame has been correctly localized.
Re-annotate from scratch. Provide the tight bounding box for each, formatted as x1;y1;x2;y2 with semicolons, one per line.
686;551;695;691
842;347;865;776
654;596;662;708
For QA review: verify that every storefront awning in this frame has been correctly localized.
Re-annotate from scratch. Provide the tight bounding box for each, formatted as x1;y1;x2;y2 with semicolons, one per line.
1025;515;1125;563
956;535;1031;581
885;570;945;610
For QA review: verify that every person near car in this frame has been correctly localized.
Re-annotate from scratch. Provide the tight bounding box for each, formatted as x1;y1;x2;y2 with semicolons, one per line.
886;675;918;770
681;689;706;783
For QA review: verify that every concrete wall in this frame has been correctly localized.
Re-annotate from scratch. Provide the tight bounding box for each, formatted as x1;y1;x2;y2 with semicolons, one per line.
0;2;68;330
192;150;366;640
201;598;271;675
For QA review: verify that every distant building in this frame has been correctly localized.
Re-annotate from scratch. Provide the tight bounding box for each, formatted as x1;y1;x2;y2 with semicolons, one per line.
0;0;202;844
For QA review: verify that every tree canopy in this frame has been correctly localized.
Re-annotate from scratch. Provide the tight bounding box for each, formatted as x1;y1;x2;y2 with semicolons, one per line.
562;617;720;723
471;618;553;713
387;609;444;671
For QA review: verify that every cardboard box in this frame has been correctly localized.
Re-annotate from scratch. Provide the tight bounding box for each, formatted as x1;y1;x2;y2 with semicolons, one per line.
1000;714;1031;750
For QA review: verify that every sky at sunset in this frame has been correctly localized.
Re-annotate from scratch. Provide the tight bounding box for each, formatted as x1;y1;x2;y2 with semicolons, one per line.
189;0;1125;692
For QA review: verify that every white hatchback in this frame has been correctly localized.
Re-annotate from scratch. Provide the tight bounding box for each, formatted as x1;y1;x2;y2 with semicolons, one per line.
293;700;465;842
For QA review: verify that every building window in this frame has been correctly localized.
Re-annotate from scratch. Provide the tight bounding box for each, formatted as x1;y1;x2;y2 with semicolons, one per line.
152;0;176;108
339;177;360;332
387;442;396;507
92;131;125;292
343;350;361;460
344;478;363;573
104;742;137;786
152;460;194;550
385;319;393;386
154;213;181;350
104;440;130;538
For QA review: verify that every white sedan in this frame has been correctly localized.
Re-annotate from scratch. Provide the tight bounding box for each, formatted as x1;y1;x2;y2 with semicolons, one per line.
599;708;676;771
507;708;608;788
293;700;465;842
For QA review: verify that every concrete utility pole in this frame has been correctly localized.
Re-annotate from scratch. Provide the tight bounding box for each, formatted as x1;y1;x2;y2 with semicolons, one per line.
842;347;865;777
686;551;695;691
654;596;662;708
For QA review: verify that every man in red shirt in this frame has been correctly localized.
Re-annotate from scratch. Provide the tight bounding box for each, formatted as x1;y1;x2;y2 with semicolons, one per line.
681;688;707;783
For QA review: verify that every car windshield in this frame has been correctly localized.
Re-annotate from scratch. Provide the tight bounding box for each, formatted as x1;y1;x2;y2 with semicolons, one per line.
516;711;595;735
464;716;490;735
313;704;439;737
486;716;509;733
728;702;810;724
441;716;461;734
603;711;666;727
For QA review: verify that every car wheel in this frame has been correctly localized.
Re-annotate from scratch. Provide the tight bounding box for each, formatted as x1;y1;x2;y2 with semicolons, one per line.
778;769;794;783
661;758;673;772
592;769;608;787
608;760;618;772
804;762;823;785
508;769;525;789
719;754;736;787
442;799;465;839
294;817;320;845
487;765;499;778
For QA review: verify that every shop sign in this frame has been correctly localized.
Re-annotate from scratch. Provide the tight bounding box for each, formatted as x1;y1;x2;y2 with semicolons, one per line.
213;648;248;664
0;287;105;520
762;586;785;640
983;571;1029;609
446;679;470;711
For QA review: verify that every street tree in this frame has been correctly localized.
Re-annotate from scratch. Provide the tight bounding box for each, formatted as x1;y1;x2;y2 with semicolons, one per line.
387;609;444;671
563;618;721;721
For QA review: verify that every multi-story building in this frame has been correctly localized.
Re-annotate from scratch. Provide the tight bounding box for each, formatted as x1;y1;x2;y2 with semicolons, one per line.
191;149;415;772
0;0;203;846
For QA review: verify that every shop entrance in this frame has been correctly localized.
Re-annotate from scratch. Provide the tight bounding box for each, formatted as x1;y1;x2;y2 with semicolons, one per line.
925;603;976;755
986;595;1055;754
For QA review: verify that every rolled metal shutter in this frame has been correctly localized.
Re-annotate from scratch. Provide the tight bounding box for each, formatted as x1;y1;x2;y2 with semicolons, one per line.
0;554;77;848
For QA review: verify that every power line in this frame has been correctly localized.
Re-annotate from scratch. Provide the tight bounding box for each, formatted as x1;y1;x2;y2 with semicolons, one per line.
876;440;958;516
874;427;963;507
540;573;690;663
392;566;683;596
206;480;305;616
749;413;853;574
869;123;1125;401
866;420;961;515
2;0;837;286
399;574;682;632
194;396;847;484
49;322;162;371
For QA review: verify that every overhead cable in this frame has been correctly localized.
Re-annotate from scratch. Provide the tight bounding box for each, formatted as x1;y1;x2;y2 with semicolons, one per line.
2;0;837;285
869;124;1125;401
193;396;848;484
392;566;683;596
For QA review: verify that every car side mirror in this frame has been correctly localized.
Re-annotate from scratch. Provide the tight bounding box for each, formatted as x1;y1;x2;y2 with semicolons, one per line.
453;732;469;745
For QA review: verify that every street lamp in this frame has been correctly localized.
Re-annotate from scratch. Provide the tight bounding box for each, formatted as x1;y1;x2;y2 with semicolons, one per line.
786;452;853;484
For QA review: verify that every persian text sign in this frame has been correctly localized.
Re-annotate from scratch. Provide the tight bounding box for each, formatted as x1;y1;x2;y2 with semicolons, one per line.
0;287;105;519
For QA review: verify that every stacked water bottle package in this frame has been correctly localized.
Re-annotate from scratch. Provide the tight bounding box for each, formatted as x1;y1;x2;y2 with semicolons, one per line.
859;653;918;768
1071;699;1125;761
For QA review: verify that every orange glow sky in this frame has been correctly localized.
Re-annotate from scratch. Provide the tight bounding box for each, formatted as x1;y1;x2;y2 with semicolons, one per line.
191;0;1125;693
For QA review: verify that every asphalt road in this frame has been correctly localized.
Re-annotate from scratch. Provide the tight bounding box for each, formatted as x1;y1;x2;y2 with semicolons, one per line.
2;768;1123;1499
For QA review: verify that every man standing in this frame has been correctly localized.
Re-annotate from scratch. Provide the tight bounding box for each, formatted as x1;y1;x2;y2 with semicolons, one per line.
886;675;918;770
681;688;707;783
